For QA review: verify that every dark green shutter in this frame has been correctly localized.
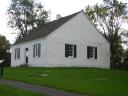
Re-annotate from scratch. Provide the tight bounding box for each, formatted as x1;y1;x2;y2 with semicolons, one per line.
33;45;35;57
65;44;68;57
95;47;97;59
74;45;77;58
87;46;90;59
15;49;16;59
38;43;41;57
36;44;37;56
18;48;20;59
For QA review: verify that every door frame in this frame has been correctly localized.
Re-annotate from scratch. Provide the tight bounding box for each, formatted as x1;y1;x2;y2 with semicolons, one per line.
25;48;29;64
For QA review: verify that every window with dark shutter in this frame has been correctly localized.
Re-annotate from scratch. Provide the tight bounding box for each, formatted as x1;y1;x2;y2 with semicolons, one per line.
65;44;77;58
87;46;97;59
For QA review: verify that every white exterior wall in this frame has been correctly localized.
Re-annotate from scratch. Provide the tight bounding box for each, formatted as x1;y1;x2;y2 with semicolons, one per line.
46;12;110;68
11;39;47;67
11;11;110;68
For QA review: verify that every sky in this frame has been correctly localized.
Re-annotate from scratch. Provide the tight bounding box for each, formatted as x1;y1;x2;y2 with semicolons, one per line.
0;0;128;44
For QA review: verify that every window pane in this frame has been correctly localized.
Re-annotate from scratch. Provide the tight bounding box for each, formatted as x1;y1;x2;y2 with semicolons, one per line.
65;44;76;58
87;46;96;59
15;48;20;59
33;43;41;58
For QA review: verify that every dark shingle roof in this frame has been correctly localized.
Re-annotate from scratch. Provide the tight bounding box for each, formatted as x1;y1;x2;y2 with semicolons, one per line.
14;11;81;45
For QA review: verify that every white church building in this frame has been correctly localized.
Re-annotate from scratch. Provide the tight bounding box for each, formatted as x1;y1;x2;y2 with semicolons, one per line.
11;10;110;68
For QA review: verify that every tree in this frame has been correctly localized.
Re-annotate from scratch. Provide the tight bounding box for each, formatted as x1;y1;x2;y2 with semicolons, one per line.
0;35;10;67
123;49;128;69
85;0;128;68
8;0;49;38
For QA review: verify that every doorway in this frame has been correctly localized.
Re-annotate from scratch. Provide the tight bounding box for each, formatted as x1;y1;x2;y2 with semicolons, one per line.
25;48;29;63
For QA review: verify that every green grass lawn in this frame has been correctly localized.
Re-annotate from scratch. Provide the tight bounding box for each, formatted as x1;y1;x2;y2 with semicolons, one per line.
0;84;46;96
3;67;128;96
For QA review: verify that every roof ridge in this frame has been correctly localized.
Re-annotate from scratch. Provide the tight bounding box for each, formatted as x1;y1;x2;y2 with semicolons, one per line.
42;10;81;26
14;11;82;45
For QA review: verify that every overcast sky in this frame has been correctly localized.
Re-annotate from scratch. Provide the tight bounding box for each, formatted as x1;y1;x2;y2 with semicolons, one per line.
0;0;128;44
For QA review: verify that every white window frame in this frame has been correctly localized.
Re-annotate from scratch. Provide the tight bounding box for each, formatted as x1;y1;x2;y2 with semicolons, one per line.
65;44;76;58
87;46;97;60
14;48;20;60
33;43;41;58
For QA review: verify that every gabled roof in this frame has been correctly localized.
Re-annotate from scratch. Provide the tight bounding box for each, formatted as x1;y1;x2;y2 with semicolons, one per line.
14;11;81;45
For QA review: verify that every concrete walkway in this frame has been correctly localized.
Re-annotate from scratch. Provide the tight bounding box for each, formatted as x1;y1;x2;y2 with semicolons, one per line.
0;79;85;96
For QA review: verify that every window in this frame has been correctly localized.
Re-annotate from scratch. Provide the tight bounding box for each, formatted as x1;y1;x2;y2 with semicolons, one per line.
14;48;20;59
87;46;97;59
65;44;77;58
33;43;41;57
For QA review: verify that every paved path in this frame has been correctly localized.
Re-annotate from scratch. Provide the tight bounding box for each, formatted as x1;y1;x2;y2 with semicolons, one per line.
0;79;85;96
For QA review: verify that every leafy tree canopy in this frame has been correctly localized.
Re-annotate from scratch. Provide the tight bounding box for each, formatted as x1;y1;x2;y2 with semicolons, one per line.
85;0;128;68
8;0;49;38
0;35;10;60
